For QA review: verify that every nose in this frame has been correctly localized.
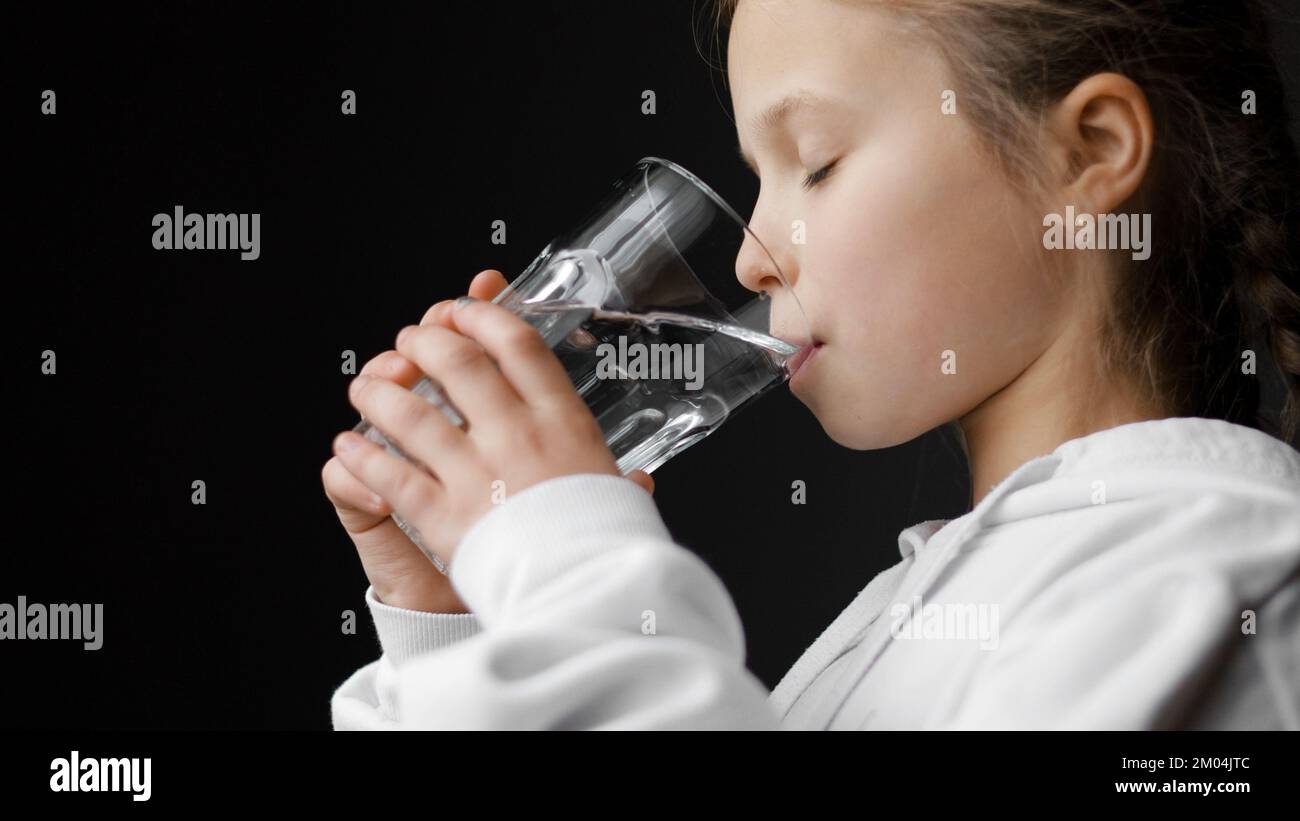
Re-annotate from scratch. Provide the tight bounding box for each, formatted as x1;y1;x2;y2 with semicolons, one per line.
734;224;794;298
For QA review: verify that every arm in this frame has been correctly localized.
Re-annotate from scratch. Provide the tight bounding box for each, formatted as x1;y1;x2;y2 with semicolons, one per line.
331;473;781;730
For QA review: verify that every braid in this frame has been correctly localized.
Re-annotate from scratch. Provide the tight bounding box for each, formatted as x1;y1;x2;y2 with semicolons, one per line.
1239;206;1300;442
1205;0;1300;443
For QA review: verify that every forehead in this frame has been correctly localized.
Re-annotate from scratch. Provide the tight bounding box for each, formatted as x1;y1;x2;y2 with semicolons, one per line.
726;1;941;133
727;1;881;109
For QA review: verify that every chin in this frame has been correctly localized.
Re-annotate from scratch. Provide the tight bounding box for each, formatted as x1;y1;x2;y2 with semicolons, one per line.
808;401;933;451
828;426;915;451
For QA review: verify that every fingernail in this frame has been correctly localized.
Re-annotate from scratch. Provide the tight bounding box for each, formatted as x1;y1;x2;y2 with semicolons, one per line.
455;295;477;309
335;432;361;453
349;374;372;397
396;325;414;346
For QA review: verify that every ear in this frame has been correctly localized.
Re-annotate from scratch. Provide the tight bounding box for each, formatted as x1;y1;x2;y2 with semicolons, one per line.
1043;72;1155;214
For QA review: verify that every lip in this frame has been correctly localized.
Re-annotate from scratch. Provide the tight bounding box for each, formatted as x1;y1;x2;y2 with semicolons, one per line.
786;341;824;383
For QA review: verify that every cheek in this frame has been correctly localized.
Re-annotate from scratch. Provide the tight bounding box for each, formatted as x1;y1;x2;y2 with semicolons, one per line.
802;128;1059;432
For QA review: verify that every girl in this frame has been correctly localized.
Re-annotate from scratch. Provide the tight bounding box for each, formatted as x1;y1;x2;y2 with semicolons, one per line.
322;0;1300;729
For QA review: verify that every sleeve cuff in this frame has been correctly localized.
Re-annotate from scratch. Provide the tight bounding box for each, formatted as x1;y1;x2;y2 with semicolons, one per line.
364;584;482;667
447;472;673;624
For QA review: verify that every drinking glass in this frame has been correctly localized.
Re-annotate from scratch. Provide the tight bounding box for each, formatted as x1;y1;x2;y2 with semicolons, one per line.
354;156;810;572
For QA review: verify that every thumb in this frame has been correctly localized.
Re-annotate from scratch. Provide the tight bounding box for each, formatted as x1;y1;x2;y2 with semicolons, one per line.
468;268;510;301
626;469;655;496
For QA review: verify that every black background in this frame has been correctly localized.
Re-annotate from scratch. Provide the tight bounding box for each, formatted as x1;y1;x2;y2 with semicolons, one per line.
8;1;1300;730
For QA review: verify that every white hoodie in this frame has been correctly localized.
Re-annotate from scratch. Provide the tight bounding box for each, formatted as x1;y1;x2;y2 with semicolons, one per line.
331;417;1300;730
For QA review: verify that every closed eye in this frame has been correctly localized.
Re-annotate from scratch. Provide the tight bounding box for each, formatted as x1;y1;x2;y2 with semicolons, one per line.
802;159;838;190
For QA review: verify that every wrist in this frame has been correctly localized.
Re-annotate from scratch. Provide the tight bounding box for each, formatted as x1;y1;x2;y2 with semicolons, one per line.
374;581;470;614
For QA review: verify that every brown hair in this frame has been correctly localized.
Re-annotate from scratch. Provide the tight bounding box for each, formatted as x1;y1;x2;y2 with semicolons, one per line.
702;0;1300;444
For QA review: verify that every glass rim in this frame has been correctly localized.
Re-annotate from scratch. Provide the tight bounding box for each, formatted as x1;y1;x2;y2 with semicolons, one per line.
634;156;802;315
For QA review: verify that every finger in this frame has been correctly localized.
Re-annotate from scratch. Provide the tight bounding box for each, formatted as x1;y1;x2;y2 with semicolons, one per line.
393;324;527;426
420;299;455;327
325;455;441;576
448;298;581;412
360;350;422;389
322;456;392;530
322;455;390;513
332;430;446;527
418;270;509;328
348;372;480;475
626;470;655;496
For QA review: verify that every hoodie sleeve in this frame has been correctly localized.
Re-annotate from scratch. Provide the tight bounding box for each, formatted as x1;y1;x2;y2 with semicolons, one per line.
330;473;780;730
330;587;482;729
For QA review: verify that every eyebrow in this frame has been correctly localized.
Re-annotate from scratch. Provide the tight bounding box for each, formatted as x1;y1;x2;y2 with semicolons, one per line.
736;89;837;173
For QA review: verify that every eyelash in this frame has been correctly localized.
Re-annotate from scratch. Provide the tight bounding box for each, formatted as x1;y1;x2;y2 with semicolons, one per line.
802;159;838;190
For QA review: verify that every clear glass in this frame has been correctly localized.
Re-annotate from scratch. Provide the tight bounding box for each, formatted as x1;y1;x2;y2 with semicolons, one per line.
355;156;810;572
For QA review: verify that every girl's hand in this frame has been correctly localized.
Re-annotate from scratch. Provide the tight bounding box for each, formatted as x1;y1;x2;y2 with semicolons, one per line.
328;269;654;610
321;270;500;613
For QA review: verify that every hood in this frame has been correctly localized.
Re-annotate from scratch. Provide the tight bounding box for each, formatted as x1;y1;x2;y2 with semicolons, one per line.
899;416;1300;600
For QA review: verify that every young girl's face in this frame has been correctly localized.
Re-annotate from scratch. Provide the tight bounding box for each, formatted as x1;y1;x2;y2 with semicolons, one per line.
730;0;1065;449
